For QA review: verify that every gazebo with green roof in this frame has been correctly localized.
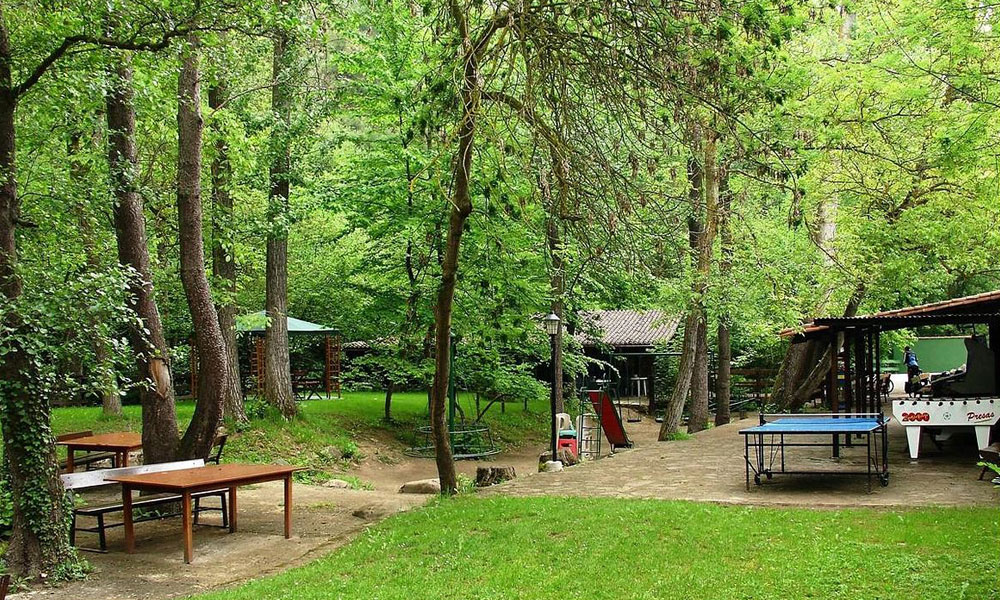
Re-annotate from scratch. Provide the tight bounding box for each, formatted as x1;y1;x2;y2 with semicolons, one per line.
234;311;342;399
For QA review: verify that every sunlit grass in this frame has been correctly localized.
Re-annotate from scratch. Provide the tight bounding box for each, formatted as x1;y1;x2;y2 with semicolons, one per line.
188;495;1000;600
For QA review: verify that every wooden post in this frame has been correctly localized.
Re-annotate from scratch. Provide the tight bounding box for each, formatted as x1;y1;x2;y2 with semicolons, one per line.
829;330;840;457
875;326;882;411
334;333;342;398
855;330;865;415
324;334;332;397
254;336;265;396
844;332;854;415
866;329;875;413
647;355;656;414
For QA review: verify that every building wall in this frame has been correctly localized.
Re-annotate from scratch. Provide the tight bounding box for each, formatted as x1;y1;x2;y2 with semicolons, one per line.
892;336;968;374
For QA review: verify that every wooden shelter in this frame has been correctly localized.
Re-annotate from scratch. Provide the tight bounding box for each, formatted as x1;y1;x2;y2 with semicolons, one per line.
575;310;682;410
781;290;1000;453
236;312;342;398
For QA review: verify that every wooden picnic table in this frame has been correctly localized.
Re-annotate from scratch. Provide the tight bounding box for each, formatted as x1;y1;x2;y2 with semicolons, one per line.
106;463;302;564
57;432;142;473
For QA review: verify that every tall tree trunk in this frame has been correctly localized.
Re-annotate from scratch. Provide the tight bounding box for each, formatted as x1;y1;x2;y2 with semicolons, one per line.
176;36;226;459
715;166;732;426
660;128;719;439
106;52;180;463
208;74;247;424
0;16;76;579
70;131;122;416
431;0;481;495
687;132;719;434
688;318;709;433
264;26;296;419
546;216;564;413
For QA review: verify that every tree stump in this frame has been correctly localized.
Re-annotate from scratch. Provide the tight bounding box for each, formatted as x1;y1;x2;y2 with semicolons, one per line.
475;466;516;487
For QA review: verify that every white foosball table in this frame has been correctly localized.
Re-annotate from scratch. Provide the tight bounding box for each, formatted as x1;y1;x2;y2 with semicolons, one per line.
892;398;1000;459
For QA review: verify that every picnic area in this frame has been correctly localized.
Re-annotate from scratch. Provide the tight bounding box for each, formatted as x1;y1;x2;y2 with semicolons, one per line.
2;1;1000;599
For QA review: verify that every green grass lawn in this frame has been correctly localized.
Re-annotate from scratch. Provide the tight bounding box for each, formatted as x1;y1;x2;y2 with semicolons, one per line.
49;391;549;483
187;495;999;600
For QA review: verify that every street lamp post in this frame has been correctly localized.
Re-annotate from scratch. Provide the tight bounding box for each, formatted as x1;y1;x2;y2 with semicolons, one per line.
543;312;561;469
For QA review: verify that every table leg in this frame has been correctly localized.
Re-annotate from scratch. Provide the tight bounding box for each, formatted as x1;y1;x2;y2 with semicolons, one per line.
182;492;193;564
121;450;130;468
229;486;237;533
122;485;135;553
67;448;75;474
283;475;292;539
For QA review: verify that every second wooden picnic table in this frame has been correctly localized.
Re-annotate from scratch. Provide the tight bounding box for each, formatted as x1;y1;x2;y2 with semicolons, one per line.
106;463;302;564
57;432;143;473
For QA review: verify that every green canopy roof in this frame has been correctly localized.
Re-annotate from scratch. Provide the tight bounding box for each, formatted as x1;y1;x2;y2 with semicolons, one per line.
236;311;337;335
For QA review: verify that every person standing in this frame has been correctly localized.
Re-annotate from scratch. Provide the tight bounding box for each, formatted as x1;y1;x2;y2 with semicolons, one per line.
903;346;920;396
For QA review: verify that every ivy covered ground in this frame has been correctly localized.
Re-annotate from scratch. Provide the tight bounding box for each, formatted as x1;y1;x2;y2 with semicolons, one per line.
189;496;999;600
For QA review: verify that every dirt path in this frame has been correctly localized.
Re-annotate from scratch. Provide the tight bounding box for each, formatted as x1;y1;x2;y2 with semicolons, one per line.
12;435;548;600
485;412;1000;507
13;483;426;600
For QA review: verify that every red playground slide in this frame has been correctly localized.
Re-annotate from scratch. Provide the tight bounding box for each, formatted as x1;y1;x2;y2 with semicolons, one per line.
586;390;634;450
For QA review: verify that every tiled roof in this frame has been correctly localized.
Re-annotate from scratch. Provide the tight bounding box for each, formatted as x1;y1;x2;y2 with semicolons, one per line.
577;310;680;348
779;289;1000;339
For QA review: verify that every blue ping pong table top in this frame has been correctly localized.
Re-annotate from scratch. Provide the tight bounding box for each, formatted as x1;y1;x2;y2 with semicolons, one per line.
739;416;888;435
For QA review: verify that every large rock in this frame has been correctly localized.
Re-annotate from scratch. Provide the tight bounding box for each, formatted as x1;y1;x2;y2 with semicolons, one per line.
399;478;441;494
324;479;352;489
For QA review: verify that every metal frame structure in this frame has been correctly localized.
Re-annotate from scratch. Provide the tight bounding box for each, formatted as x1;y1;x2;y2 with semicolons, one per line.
741;413;890;493
404;332;500;460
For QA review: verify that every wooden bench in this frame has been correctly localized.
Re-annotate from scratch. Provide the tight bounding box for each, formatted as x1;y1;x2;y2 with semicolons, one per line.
0;573;9;600
57;431;118;472
61;459;229;552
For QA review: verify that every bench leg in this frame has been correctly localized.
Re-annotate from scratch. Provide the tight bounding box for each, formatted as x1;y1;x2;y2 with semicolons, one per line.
220;492;229;529
70;513;77;547
193;497;200;525
97;513;107;552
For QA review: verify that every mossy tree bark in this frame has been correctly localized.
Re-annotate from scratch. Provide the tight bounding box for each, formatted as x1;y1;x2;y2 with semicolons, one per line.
176;36;226;459
0;15;76;579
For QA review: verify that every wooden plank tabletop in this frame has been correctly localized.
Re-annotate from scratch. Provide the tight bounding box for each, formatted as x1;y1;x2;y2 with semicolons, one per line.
56;432;142;450
107;463;302;491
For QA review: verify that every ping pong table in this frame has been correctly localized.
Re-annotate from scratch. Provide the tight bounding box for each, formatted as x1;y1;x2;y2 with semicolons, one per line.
740;413;890;492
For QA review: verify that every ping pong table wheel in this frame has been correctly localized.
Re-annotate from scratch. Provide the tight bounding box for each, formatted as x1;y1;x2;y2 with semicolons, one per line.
753;474;761;485
879;474;889;487
765;472;773;480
